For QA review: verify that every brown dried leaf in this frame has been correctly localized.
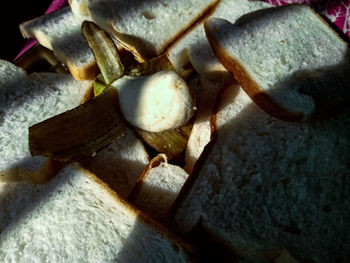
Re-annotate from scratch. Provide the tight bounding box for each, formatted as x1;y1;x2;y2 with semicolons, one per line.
29;87;126;162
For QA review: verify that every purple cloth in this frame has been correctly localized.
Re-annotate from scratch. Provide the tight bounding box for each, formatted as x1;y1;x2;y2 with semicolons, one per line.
14;0;68;61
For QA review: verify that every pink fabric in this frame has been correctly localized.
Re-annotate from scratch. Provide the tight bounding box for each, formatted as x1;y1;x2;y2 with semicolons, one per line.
264;0;350;38
44;0;69;14
14;0;68;61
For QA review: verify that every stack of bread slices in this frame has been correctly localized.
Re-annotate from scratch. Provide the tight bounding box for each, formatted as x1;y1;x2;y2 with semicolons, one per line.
0;0;349;262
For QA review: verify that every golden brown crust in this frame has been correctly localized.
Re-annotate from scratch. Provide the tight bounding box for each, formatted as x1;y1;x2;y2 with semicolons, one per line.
67;59;99;81
170;85;303;261
19;21;34;39
128;154;167;201
204;22;303;122
79;83;94;104
159;0;220;57
76;163;198;261
166;0;221;64
0;159;63;184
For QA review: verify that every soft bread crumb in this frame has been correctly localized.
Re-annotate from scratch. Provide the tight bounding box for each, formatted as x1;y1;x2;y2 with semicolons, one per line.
0;164;195;262
204;5;350;120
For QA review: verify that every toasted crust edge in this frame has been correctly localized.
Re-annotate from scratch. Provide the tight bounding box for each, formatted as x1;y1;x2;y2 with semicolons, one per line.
66;59;99;80
204;21;304;122
76;163;198;262
128;153;167;200
170;83;303;262
113;0;220;61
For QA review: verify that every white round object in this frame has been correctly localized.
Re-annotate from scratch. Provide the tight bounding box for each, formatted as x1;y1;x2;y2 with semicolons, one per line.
112;71;195;132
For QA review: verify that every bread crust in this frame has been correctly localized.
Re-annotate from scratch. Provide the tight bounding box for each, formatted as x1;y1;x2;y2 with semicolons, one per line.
77;164;198;261
128;153;167;200
112;0;219;61
171;84;304;262
0;158;63;184
204;22;303;122
67;59;99;81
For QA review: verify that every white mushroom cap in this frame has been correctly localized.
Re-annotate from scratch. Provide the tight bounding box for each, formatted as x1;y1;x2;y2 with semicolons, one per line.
111;71;195;132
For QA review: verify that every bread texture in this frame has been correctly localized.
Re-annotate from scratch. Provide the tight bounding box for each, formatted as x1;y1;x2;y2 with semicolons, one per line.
130;154;189;224
20;6;97;80
0;180;43;233
172;83;350;262
184;74;229;173
0;164;196;262
79;127;150;198
204;4;350;121
0;59;29;98
0;67;92;183
87;0;219;61
167;0;272;79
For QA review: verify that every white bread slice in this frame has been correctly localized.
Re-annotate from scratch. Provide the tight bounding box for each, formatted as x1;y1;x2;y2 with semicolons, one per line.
79;127;150;198
0;180;43;233
0;163;197;262
172;83;350;262
0;68;93;183
204;4;350;121
0;59;29;98
184;75;229;173
167;0;272;79
129;154;189;224
87;0;219;61
0;131;148;233
69;0;89;16
20;6;98;80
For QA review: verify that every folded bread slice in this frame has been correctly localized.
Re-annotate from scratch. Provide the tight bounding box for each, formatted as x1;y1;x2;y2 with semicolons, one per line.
166;0;272;79
129;154;189;224
204;4;350;121
172;83;350;262
0;163;197;262
20;6;97;80
87;0;219;61
0;64;93;183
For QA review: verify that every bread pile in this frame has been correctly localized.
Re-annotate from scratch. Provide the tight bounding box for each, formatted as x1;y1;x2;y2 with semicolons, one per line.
0;0;349;262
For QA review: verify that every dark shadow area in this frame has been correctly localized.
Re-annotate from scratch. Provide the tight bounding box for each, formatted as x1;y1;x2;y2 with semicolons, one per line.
170;80;350;262
209;4;350;121
0;0;53;61
88;0;169;59
277;50;350;119
15;45;66;75
79;128;149;199
0;180;44;233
